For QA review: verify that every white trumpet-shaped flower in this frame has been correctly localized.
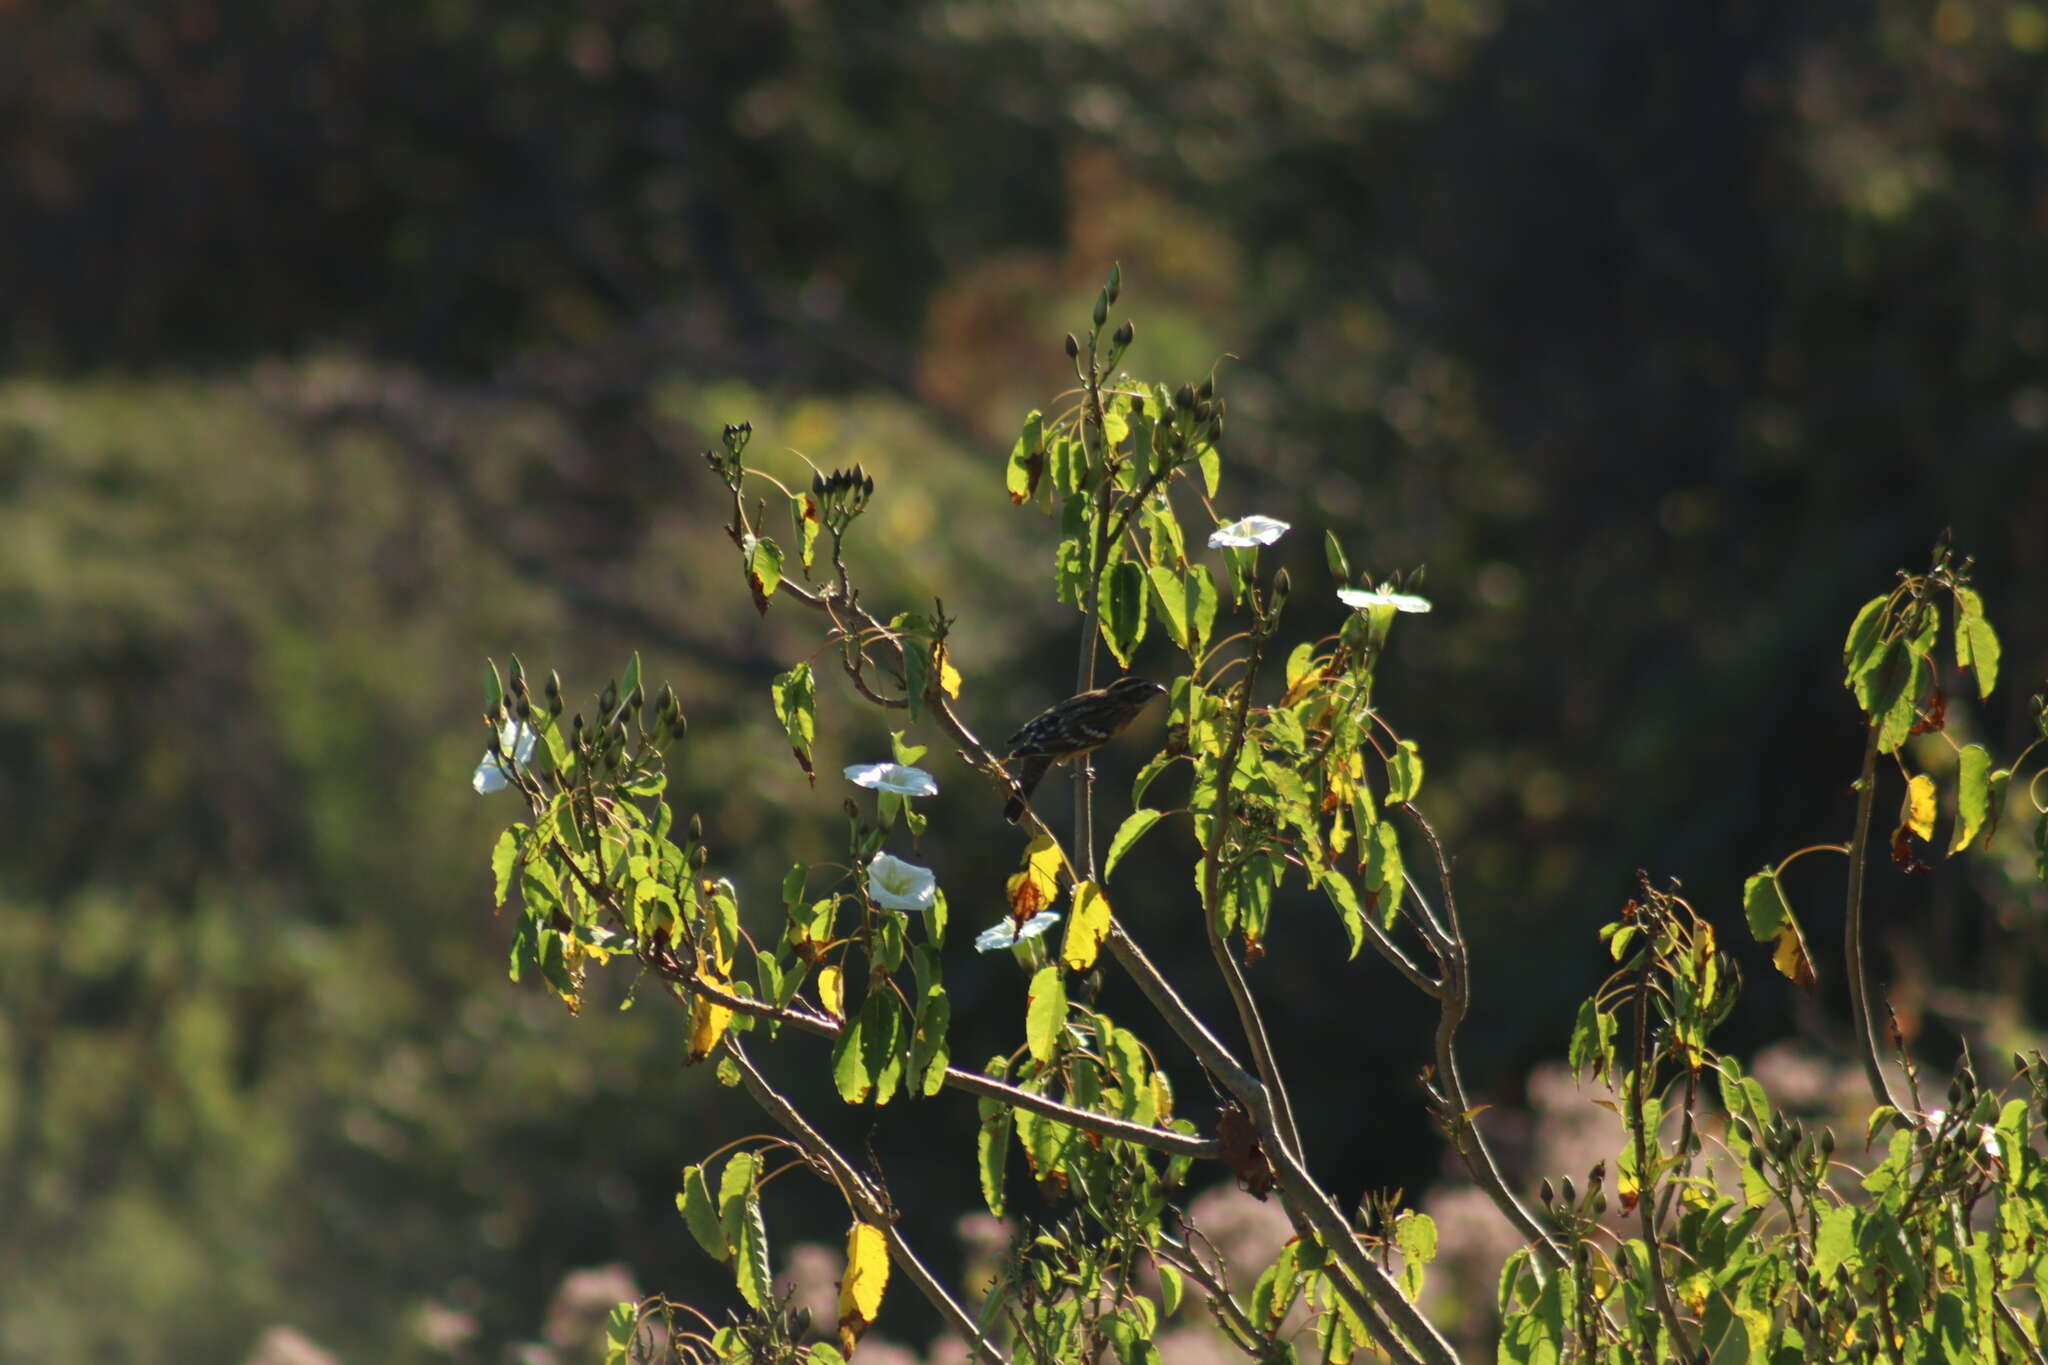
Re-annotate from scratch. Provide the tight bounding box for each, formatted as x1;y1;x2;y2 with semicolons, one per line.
974;911;1062;953
472;717;537;794
843;762;940;797
1208;515;1291;549
867;853;939;912
1337;587;1433;614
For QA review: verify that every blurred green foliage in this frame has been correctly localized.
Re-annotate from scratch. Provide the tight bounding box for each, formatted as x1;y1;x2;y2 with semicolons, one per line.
2;0;2046;1358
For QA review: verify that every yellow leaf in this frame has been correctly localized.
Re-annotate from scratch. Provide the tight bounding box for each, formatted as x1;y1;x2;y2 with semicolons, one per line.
933;640;963;698
1007;834;1064;918
1902;773;1936;841
1771;919;1816;993
818;964;845;1020
688;980;733;1062
839;1221;890;1324
1062;881;1113;971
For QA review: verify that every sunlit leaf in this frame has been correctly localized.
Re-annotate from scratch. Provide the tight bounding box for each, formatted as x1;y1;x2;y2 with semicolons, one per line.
818;964;844;1019
770;663;817;785
837;1221;890;1355
744;534;784;614
1385;739;1424;804
734;1186;770;1309
677;1163;728;1261
687;983;733;1062
1103;559;1150;666
1061;881;1113;971
910;987;949;1097
832;1010;871;1103
1954;586;2001;698
977;1058;1012;1216
1025;965;1066;1065
1105;809;1165;881
1007;410;1044;507
1902;772;1937;842
1741;868;1816;992
1007;834;1064;918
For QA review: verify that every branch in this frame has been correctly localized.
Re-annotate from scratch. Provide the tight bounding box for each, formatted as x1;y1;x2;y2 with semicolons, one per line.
652;957;1219;1160
1398;811;1570;1275
1197;624;1306;1164
720;1038;1009;1365
1844;722;1904;1112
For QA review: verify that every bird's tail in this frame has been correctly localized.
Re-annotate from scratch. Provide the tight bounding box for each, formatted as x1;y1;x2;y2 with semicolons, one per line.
1003;755;1052;824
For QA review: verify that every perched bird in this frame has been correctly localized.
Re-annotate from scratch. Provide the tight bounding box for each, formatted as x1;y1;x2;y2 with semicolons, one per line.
1002;676;1168;822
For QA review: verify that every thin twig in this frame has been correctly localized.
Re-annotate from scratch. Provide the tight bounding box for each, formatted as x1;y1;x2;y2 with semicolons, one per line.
720;1038;1009;1364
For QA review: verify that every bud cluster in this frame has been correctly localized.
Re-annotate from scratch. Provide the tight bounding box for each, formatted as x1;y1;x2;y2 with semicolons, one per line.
703;421;754;487
811;464;875;535
1150;375;1226;470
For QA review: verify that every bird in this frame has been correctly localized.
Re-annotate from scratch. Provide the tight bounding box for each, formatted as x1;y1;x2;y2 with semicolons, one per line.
1002;675;1168;823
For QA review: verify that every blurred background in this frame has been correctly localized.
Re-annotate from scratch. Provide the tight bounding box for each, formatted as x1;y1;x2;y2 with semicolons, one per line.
3;1;2046;1360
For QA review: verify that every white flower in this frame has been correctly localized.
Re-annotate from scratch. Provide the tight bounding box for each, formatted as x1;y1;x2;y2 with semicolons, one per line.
843;762;940;797
974;911;1062;953
1337;588;1433;614
867;853;938;912
473;717;537;794
1208;515;1292;549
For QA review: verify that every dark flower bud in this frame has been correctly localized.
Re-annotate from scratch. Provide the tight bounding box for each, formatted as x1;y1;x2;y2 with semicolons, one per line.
548;691;563;717
1560;1176;1575;1206
812;472;826;496
629;685;644;712
688;844;708;870
1272;569;1291;602
843;798;860;820
1064;333;1081;360
1092;292;1109;328
545;670;561;700
1539;1179;1554;1206
516;696;531;720
1197;377;1214;401
1175;382;1197;410
1112;319;1135;349
572;713;585;736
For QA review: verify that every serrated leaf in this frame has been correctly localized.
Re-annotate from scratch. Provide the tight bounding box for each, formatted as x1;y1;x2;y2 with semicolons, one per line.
1955;586;2001;698
1385;739;1424;804
1843;594;1888;693
717;1151;758;1256
1875;648;1928;753
678;1163;729;1261
1319;871;1366;959
832;1009;871;1103
1008;411;1045;506
910;987;949;1097
1902;773;1936;841
1362;822;1404;929
838;1221;890;1348
1103;559;1150;666
1742;868;1816;992
491;826;524;907
1007;835;1064;918
770;663;817;785
1105;809;1165;881
744;535;784;614
734;1188;770;1309
977;1058;1012;1216
860;990;906;1105
1025;965;1066;1065
1062;881;1113;971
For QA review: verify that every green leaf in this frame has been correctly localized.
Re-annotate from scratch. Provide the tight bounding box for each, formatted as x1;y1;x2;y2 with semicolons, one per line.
734;1186;770;1309
1319;871;1366;959
977;1058;1012;1216
1950;744;1992;853
860;990;906;1105
1196;445;1221;498
770;662;817;785
807;1346;847;1365
716;1151;759;1258
1188;565;1219;658
791;492;821;571
1362;822;1404;929
1875;647;1928;754
1026;965;1066;1066
832;1009;872;1103
1132;752;1175;808
678;1163;729;1261
1147;565;1191;651
1955;586;2001;698
1385;739;1424;804
1105;809;1166;881
910;986;950;1098
485;658;505;719
745;535;784;610
1007;410;1045;506
1056;536;1089;607
1843;594;1889;693
618;653;642;717
1103;559;1150;666
1157;1264;1183;1319
1324;531;1350;585
491;826;524;907
605;1302;638;1360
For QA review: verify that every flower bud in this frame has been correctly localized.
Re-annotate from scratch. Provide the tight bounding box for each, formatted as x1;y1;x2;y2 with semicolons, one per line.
1112;319;1135;349
1175;382;1197;410
1092;292;1109;328
1065;333;1080;360
516;696;531;720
